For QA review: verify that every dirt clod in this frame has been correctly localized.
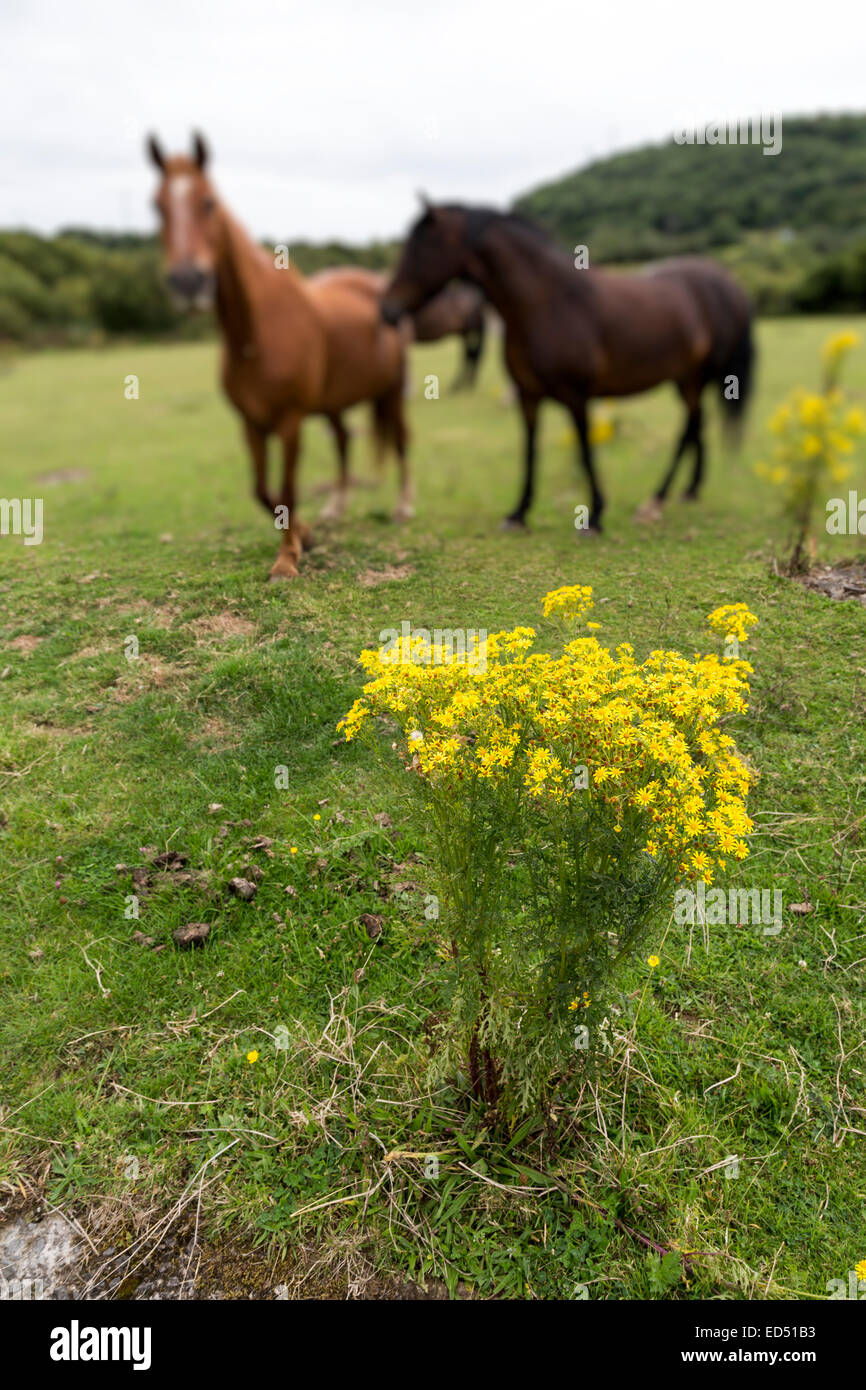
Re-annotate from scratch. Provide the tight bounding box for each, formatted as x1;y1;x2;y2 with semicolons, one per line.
228;876;257;901
172;922;211;948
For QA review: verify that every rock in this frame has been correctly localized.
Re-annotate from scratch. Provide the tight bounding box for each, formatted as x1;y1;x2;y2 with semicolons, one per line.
0;1214;82;1300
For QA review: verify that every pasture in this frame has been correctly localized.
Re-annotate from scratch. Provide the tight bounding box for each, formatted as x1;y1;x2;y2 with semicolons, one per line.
1;317;865;1300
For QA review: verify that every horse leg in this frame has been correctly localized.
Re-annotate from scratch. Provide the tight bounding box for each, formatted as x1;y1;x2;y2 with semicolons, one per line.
570;397;604;534
320;412;350;521
244;419;274;513
502;391;539;529
451;325;483;392
637;394;699;521
380;387;413;522
450;336;470;392
464;320;484;389
269;411;309;581
681;399;706;499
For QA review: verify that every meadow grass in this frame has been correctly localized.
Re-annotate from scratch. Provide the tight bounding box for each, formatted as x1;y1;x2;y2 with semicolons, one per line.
1;318;864;1299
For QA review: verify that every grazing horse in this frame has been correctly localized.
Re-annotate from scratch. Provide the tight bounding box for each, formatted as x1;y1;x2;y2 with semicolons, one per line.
408;281;486;390
147;134;412;578
382;201;753;532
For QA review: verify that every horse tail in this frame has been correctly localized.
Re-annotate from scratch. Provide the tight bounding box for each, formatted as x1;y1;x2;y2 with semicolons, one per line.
371;382;408;474
718;316;754;445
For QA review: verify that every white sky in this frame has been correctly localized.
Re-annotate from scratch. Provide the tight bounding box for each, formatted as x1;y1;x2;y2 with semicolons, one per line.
2;0;864;243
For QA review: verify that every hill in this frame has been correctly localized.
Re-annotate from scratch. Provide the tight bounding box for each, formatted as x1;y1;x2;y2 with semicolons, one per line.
513;114;866;262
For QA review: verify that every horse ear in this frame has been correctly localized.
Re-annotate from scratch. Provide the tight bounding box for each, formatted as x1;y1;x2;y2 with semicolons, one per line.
192;132;210;170
417;190;433;213
147;135;166;172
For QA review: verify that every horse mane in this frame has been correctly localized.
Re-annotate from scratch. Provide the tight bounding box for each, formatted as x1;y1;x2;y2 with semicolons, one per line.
455;204;550;241
430;204;551;249
436;204;575;276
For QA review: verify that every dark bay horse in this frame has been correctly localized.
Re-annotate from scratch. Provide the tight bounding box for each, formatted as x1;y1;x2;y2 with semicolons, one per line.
409;281;486;390
147;134;411;577
382;201;753;532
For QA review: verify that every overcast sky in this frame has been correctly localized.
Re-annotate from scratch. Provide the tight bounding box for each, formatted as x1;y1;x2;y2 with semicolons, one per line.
2;0;864;243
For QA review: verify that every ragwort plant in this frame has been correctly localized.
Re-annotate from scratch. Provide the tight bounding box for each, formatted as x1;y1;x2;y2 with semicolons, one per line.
756;330;865;573
339;587;757;1122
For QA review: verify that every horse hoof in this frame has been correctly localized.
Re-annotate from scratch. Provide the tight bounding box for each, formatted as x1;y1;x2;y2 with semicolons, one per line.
267;559;299;581
635;499;664;524
391;503;415;523
575;524;602;539
680;490;699;503
500;516;528;532
319;498;345;523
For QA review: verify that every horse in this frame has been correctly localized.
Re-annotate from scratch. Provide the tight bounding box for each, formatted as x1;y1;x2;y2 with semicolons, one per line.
147;133;412;579
408;281;486;390
381;199;754;532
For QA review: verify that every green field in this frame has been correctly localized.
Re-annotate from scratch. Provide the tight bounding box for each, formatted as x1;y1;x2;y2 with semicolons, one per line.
1;319;865;1300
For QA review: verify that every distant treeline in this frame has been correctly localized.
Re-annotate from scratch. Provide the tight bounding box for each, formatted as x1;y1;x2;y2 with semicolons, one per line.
3;112;866;344
512;113;866;314
0;228;397;345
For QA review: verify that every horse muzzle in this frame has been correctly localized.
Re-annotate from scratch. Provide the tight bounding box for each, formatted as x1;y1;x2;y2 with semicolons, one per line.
167;264;216;312
380;298;403;328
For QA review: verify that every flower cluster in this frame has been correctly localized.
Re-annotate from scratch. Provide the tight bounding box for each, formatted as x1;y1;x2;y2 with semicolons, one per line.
541;583;595;623
706;603;760;645
340;589;755;883
821;330;861;390
756;387;864;492
755;331;864;572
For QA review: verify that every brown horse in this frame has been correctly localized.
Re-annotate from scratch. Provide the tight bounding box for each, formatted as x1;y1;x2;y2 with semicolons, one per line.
408;281;486;390
147;133;412;577
382;201;753;532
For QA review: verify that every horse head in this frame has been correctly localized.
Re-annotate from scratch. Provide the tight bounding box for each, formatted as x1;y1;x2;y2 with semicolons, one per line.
147;132;219;310
381;198;470;326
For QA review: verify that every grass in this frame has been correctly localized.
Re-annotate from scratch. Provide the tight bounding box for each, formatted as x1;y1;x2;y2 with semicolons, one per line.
1;317;865;1300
